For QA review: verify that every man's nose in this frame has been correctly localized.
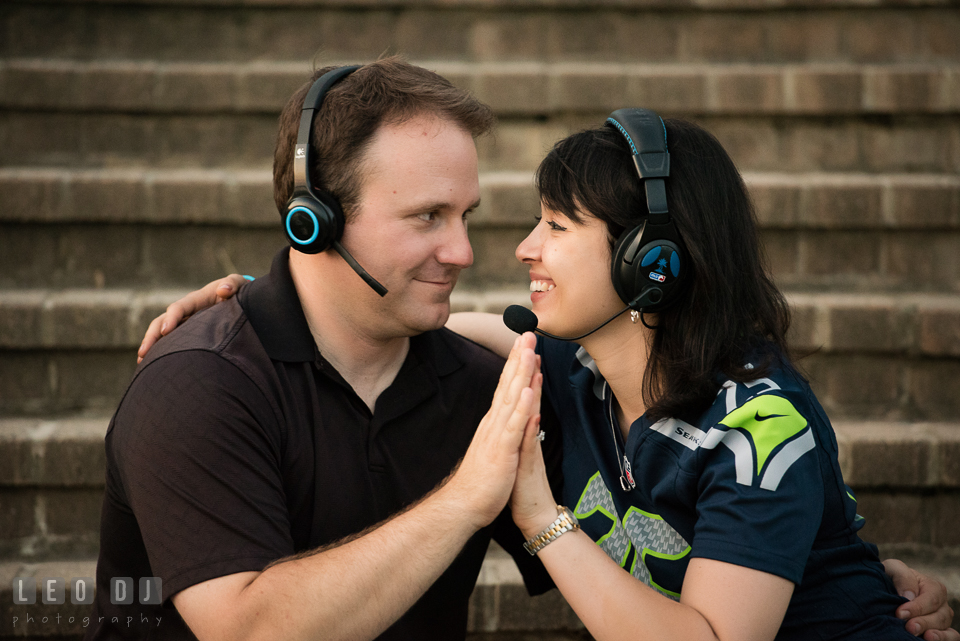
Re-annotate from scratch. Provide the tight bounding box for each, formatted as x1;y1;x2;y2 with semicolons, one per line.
437;218;474;268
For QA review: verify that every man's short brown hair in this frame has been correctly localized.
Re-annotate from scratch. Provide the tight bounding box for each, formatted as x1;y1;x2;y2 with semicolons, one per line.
273;56;495;220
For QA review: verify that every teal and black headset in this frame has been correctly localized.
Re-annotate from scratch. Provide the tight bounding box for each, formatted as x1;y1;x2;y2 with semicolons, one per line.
283;65;388;296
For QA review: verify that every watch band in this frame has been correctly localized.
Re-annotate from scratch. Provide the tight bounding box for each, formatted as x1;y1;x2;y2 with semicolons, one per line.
523;505;580;556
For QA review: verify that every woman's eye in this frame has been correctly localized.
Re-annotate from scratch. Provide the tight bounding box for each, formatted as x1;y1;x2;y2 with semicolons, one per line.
418;211;437;222
548;220;567;231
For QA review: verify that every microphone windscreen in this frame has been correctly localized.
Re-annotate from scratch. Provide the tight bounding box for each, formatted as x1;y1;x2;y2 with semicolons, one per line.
503;305;539;334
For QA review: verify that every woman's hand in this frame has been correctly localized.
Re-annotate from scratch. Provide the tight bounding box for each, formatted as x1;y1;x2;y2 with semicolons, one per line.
138;274;249;362
444;332;542;530
510;365;560;539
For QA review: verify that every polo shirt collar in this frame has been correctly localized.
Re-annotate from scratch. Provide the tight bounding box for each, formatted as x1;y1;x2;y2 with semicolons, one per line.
238;248;316;363
238;247;466;379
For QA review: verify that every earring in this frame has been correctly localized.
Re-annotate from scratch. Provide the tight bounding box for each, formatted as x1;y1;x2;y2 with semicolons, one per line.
630;310;640;324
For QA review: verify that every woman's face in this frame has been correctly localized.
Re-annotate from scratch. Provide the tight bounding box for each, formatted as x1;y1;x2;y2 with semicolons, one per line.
515;203;627;338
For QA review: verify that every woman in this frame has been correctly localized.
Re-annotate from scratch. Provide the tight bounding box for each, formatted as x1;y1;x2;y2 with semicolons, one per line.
140;114;956;641
454;114;920;640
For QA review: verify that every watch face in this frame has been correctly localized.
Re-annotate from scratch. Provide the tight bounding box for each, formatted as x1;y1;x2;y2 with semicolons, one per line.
559;506;579;527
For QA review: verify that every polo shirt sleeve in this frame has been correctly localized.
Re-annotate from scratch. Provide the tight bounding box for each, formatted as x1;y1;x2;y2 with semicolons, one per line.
690;391;824;584
107;349;294;600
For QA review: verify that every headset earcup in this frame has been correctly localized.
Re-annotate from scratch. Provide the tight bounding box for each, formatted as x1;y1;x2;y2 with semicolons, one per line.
284;193;344;254
612;225;643;305
612;225;684;313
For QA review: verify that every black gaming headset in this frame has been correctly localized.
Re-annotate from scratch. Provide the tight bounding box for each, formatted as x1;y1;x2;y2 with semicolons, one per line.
283;65;388;296
606;108;686;313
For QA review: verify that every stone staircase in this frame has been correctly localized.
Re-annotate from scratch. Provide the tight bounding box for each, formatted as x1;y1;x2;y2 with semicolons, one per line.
1;1;958;638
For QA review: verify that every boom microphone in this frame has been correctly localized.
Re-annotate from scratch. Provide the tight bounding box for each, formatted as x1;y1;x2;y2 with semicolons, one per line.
332;240;388;297
502;287;665;341
503;305;540;334
502;304;630;341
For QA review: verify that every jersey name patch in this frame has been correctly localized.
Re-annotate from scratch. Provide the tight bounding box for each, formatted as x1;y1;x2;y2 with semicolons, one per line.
649;393;815;491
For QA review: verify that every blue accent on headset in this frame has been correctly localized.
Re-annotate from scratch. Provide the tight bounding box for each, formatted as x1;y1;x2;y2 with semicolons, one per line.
640;246;661;267
286;207;319;245
606;118;638;155
606;115;668;154
242;275;255;282
670;251;680;277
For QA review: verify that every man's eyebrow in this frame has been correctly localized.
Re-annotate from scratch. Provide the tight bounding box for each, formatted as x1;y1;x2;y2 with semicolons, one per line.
404;198;482;216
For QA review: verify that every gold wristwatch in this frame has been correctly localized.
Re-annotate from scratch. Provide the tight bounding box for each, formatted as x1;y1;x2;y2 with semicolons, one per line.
523;505;580;556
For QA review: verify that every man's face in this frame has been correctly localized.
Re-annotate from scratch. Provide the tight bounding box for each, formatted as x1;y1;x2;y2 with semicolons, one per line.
338;114;479;338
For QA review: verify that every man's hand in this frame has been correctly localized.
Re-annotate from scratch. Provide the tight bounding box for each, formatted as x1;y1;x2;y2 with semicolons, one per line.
444;332;541;530
138;274;248;362
884;559;958;640
509;370;559;540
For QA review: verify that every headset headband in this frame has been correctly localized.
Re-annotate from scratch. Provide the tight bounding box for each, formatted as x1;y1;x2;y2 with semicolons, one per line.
606;108;670;225
293;65;362;197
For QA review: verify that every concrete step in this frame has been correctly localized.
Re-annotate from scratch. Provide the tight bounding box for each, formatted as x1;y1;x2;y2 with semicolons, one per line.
3;112;959;176
2;1;957;64
3;168;956;230
1;168;957;291
1;289;959;418
1;288;958;354
0;555;956;640
0;419;106;561
0;551;955;640
1;417;957;568
0;559;98;639
3;59;958;118
13;221;960;293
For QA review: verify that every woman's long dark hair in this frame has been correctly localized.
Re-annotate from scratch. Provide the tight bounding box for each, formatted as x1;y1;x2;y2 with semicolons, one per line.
535;118;792;421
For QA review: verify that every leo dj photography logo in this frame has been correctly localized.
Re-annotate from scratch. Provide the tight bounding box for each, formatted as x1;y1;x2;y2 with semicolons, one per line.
10;577;163;631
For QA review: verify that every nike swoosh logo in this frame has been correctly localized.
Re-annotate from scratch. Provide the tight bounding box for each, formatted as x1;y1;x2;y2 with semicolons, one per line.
754;412;788;422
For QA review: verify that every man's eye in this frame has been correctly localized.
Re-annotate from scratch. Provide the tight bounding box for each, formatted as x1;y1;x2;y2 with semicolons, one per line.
548;220;567;231
418;212;437;222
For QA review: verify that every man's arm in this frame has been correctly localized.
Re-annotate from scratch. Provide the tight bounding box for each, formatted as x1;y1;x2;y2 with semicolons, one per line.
170;333;541;641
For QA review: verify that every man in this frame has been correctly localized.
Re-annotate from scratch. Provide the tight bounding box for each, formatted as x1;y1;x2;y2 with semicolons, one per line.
89;57;552;640
106;57;956;640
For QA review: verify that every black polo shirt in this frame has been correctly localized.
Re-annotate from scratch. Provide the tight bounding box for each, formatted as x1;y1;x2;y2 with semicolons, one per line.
88;248;556;640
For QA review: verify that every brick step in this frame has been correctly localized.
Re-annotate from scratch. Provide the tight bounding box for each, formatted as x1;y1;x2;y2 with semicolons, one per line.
1;291;959;418
2;59;959;117
2;2;956;64
3;112;959;176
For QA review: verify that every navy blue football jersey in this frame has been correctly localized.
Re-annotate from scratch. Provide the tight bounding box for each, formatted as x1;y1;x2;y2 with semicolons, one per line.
538;336;912;640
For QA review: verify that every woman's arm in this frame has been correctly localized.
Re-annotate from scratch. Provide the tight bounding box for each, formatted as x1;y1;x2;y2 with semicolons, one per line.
138;281;519;361
509;423;792;641
540;531;791;641
138;274;248;362
444;312;517;358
